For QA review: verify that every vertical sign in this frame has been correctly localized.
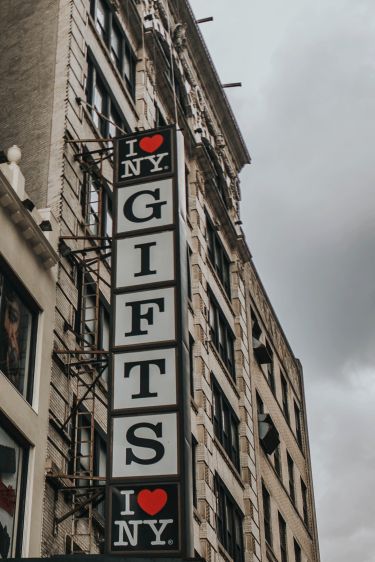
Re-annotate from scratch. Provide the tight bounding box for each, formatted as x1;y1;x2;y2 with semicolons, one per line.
106;126;193;557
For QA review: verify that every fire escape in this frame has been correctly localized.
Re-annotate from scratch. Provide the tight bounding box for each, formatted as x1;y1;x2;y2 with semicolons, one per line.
48;139;113;554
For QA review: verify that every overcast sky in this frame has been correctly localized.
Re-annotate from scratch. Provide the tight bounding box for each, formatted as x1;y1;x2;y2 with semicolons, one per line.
189;1;375;561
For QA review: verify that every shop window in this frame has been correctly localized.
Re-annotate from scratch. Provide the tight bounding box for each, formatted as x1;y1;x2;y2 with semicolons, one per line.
212;377;240;469
0;419;28;559
215;476;244;562
0;261;38;403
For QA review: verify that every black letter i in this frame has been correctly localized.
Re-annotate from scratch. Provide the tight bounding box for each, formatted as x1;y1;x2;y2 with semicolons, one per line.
134;241;157;277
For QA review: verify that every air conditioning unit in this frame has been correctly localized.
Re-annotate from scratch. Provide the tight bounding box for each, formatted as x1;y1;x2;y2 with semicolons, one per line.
258;413;280;455
252;337;272;364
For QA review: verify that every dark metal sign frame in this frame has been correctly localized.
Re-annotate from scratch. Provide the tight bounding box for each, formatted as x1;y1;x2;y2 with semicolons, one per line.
106;125;193;557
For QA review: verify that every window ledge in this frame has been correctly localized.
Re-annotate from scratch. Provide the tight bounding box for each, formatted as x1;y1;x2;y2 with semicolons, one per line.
218;542;235;562
0;167;59;269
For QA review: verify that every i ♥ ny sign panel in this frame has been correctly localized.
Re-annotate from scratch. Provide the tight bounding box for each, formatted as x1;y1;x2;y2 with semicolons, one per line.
107;126;193;556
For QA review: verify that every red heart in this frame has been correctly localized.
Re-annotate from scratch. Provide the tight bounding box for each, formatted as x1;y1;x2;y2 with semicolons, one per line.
139;134;164;153
137;488;168;516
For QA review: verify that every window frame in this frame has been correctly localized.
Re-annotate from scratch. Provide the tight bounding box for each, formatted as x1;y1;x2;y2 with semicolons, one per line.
265;340;275;394
86;54;129;138
294;401;303;448
287;452;295;504
301;478;309;527
294;539;301;562
0;257;39;404
209;292;236;378
281;372;290;423
274;444;282;479
90;0;136;99
206;216;231;298
278;512;288;562
212;376;240;470
215;475;244;562
0;412;30;559
262;482;272;546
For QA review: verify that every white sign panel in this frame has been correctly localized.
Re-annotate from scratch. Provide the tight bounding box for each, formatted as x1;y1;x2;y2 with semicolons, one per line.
112;413;178;478
113;348;177;410
117;179;174;234
114;288;176;347
115;231;175;288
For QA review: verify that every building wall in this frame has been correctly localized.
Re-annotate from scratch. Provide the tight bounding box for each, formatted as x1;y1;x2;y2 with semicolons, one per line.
0;161;58;557
245;262;320;562
0;0;60;208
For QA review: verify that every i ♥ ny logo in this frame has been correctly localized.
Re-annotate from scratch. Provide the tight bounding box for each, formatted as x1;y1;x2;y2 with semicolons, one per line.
137;488;168;515
139;134;164;154
118;126;172;181
111;483;179;551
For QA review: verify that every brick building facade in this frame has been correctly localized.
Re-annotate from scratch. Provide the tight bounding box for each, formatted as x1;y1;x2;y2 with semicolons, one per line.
0;1;320;562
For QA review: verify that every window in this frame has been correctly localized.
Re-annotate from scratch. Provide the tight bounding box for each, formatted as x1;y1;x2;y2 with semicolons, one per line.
212;377;240;469
215;476;244;562
209;293;235;377
69;410;106;516
274;445;282;479
0;261;38;403
98;303;110;384
294;540;301;562
93;0;108;41
0;418;29;559
287;452;295;504
93;429;106;517
256;391;264;415
189;334;194;397
86;56;128;136
294;402;302;448
81;166;113;244
187;246;192;301
192;436;198;508
301;479;309;527
155;105;167;128
278;513;288;562
207;217;231;297
265;341;275;394
251;308;262;340
90;0;136;98
262;483;272;546
281;373;290;423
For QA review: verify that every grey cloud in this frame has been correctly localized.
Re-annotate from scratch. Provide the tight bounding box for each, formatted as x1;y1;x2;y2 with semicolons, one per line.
190;0;375;560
